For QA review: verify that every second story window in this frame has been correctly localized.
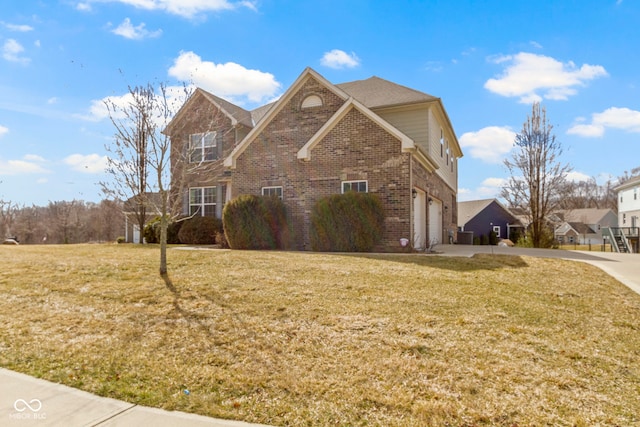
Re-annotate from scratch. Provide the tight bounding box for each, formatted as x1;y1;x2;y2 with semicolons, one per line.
189;131;217;163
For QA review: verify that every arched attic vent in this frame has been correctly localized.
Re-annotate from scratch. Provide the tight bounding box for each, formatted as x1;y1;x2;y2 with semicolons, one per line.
301;94;323;109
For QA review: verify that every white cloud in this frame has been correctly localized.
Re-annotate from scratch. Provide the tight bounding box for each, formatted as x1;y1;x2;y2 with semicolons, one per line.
111;18;162;40
566;171;591;182
0;156;48;175
484;52;607;103
2;39;30;64
567;107;640;137
77;0;255;18
320;49;360;69
0;125;8;137
458;177;506;201
47;97;58;105
81;85;191;122
64;154;109;173
458;126;516;164
82;93;134;122
2;22;34;32
24;154;46;162
168;51;281;104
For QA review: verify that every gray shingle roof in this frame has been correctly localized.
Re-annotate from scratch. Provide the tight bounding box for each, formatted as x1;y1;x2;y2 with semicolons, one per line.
457;199;495;227
198;89;254;128
336;76;438;109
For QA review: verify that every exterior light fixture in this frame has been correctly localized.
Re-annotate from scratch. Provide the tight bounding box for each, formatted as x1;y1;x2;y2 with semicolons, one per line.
412;189;417;199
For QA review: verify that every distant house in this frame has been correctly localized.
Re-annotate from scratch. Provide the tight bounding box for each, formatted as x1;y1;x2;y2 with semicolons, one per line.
613;174;640;252
615;175;640;229
166;67;463;251
457;199;523;243
123;193;161;243
553;208;618;245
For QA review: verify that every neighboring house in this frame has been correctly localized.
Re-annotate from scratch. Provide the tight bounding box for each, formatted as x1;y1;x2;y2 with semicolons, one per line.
615;175;640;229
166;67;463;251
613;174;640;252
553;208;618;245
457;199;523;243
123;193;161;243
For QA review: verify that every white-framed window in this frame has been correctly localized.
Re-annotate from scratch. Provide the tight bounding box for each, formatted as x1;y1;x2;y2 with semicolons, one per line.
189;187;216;216
189;131;217;163
342;180;368;193
493;225;501;238
262;186;283;199
446;141;450;165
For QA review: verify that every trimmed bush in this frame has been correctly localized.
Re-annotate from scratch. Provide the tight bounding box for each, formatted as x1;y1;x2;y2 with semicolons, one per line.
143;217;161;244
222;195;289;250
310;192;384;252
178;216;222;245
143;216;183;244
166;220;183;244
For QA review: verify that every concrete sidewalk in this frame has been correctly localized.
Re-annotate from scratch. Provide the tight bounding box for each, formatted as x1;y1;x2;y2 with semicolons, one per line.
434;244;640;295
1;368;271;427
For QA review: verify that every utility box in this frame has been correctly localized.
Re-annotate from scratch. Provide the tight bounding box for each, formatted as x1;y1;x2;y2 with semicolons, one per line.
457;231;474;245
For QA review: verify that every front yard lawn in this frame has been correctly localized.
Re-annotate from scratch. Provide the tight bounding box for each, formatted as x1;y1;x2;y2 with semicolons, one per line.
0;244;639;426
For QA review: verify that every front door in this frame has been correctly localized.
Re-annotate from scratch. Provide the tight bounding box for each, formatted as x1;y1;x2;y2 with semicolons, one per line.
413;189;426;250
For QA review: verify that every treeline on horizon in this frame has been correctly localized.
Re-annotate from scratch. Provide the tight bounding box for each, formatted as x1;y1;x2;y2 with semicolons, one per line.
2;169;637;245
0;199;125;245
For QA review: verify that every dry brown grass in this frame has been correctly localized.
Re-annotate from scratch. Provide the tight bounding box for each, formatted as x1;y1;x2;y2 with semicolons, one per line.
1;244;639;426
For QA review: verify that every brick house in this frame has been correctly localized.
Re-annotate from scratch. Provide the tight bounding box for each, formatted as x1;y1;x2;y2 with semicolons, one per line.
166;68;462;251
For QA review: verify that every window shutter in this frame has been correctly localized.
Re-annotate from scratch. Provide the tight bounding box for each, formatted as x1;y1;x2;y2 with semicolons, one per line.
182;190;189;215
217;132;223;159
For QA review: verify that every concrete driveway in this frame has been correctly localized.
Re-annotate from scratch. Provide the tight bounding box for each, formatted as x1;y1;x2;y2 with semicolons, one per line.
435;244;640;295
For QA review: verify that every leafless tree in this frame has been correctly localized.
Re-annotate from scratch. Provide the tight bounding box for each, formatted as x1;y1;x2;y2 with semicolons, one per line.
501;103;572;248
0;200;19;240
101;84;155;245
103;81;194;275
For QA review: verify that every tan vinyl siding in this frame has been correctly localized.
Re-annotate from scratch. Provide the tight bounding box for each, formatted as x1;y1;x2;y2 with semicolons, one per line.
377;108;429;153
428;109;457;191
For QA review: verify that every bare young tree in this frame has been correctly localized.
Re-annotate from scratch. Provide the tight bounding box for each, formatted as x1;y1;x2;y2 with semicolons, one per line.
501;102;572;248
103;82;193;275
101;84;155;245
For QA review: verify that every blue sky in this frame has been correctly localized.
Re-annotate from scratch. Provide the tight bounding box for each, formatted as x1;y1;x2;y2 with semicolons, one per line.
1;0;639;206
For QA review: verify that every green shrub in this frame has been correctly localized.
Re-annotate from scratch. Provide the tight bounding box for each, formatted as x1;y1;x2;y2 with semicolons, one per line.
178;216;222;245
310;192;384;252
473;236;480;246
116;236;125;244
222;195;289;250
143;216;183;244
166;220;183;244
489;230;498;245
143;217;161;244
480;234;489;245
